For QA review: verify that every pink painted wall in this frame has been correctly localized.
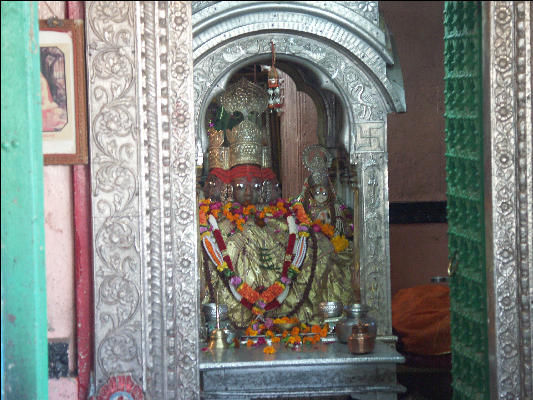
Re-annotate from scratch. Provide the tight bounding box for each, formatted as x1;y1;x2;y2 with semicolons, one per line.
44;166;76;369
40;3;78;399
381;1;449;295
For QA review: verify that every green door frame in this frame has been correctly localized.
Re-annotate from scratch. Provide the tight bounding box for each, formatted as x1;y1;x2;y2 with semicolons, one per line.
1;2;48;399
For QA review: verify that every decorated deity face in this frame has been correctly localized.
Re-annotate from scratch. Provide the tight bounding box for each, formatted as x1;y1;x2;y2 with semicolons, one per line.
232;176;262;205
313;185;329;205
204;173;225;201
261;178;281;204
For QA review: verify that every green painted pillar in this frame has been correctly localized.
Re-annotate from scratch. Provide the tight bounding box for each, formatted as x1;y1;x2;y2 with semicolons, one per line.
1;2;48;399
444;2;489;399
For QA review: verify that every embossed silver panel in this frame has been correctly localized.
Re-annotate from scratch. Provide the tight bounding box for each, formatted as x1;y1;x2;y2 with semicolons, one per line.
87;2;198;399
484;2;533;399
87;1;408;398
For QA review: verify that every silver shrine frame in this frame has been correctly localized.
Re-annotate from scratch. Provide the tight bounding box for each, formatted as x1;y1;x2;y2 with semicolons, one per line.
483;2;532;398
85;1;532;398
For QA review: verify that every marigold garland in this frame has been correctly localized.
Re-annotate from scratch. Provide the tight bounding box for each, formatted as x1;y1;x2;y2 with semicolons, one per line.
199;198;349;320
200;199;310;316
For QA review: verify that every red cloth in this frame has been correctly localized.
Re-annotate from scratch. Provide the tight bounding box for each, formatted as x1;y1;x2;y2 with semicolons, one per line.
210;165;276;184
392;284;451;356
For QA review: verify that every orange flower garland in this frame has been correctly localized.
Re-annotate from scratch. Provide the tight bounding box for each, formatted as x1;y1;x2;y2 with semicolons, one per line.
200;199;310;316
199;198;350;318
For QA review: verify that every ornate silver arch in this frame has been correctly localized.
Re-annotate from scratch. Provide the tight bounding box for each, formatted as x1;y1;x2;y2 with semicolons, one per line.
192;2;406;340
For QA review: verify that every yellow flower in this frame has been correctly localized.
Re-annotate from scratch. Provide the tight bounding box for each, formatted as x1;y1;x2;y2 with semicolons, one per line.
263;345;276;354
246;339;254;348
271;336;281;343
216;261;228;272
331;235;349;253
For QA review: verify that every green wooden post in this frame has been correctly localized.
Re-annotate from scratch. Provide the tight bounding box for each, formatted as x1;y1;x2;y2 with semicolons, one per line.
1;2;48;399
444;2;489;399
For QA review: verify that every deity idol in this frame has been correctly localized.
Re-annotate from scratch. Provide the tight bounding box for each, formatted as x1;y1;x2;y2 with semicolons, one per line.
199;78;358;328
296;144;354;239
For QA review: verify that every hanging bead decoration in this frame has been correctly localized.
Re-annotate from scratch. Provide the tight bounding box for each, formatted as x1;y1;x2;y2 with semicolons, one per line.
265;41;284;112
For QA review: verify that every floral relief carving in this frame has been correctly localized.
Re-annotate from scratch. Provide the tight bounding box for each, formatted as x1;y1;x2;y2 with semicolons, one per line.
194;33;386;153
491;2;519;397
488;2;532;398
166;2;199;399
343;1;379;24
87;0;143;391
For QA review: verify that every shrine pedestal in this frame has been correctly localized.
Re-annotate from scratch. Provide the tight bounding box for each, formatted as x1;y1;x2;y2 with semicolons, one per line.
200;341;405;399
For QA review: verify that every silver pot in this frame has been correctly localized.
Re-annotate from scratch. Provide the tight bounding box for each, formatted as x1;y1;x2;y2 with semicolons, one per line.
317;301;343;319
335;303;376;343
202;303;228;322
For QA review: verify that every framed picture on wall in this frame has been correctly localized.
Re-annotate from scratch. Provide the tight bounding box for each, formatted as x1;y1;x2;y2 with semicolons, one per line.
39;19;88;165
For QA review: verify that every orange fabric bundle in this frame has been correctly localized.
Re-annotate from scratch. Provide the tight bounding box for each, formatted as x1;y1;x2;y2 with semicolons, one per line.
392;284;451;356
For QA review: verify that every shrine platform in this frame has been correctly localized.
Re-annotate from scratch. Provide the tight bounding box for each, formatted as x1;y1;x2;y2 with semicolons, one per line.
200;340;405;399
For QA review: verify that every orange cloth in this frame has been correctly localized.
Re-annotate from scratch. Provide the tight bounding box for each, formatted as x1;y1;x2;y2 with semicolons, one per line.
392;284;451;356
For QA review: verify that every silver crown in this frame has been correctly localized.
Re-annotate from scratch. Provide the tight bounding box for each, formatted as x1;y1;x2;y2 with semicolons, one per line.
217;78;269;117
303;144;333;185
226;120;264;167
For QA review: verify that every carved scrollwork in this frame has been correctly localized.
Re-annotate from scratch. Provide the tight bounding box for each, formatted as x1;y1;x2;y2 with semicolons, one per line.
98;327;142;378
87;0;143;392
194;34;387;156
166;2;200;399
488;2;532;398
